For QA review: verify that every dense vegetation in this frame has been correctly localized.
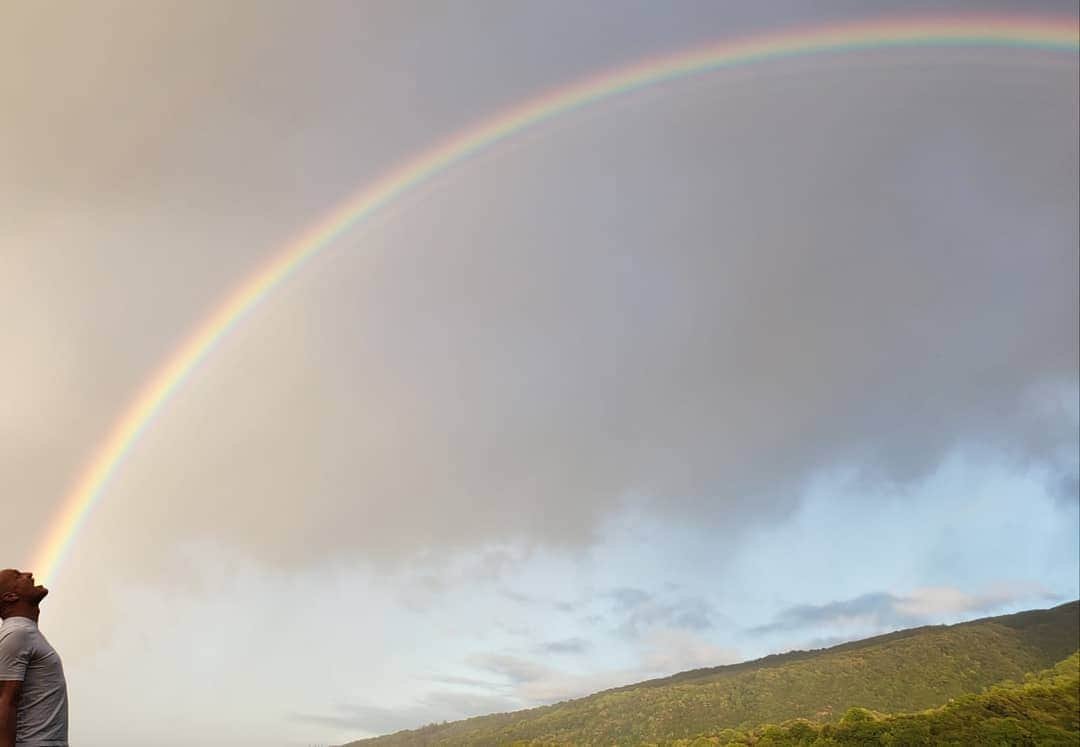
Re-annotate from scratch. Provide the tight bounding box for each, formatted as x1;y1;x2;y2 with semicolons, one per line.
343;601;1079;746
662;651;1079;746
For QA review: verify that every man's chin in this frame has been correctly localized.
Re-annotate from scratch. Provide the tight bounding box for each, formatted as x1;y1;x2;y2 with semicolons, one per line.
34;586;49;600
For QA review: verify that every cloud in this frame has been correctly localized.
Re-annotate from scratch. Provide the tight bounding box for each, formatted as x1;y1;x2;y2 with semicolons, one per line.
639;628;739;673
6;6;1077;747
605;588;716;638
536;637;591;655
465;629;736;705
753;584;1061;636
1055;470;1080;507
292;704;425;734
425;674;501;689
496;587;579;613
4;5;1076;583
465;653;550;686
293;689;519;735
389;546;537;611
751;592;902;634
893;585;1060;619
463;652;633;704
609;587;653;611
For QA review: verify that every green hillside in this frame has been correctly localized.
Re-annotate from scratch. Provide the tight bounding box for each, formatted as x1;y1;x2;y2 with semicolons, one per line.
342;601;1079;746
671;651;1079;746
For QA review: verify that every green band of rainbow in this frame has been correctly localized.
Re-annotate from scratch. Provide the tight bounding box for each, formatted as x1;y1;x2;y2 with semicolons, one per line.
32;15;1078;583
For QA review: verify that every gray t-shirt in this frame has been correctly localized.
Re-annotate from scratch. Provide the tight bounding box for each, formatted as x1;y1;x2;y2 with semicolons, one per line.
0;617;68;747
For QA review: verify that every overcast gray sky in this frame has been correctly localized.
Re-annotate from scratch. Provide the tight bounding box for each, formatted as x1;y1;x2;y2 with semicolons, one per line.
2;2;1077;745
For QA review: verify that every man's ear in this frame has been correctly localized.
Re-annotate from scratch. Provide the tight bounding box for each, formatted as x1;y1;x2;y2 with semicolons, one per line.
0;591;17;604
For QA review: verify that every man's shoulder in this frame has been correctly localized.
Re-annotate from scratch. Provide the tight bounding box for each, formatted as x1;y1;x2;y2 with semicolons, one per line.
0;622;36;649
0;618;37;630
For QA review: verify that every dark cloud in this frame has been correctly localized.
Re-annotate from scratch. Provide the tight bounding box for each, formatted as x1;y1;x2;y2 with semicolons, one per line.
494;587;582;615
606;588;715;638
462;628;739;706
536;637;591;655
132;61;1080;577
465;653;549;685
499;589;536;606
387;548;538;611
609;587;653;611
671;599;713;632
1056;470;1080;507
751;592;909;634
4;1;1076;586
751;586;1062;635
425;674;501;689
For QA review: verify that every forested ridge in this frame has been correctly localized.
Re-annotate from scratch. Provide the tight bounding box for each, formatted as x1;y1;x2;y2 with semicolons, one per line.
343;601;1079;746
663;651;1080;745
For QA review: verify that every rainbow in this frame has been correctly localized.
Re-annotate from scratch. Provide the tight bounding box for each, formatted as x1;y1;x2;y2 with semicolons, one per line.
31;15;1078;583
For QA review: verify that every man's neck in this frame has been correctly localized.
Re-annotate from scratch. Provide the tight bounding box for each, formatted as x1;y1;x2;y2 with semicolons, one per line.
3;606;40;624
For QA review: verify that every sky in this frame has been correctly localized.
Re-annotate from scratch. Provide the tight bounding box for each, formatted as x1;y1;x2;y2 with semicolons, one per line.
2;1;1078;745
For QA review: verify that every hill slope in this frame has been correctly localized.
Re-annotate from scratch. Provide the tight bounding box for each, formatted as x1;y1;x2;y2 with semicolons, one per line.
342;601;1079;746
680;651;1079;746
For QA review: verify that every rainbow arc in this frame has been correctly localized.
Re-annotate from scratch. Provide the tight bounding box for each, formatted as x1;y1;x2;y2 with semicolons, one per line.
33;15;1079;583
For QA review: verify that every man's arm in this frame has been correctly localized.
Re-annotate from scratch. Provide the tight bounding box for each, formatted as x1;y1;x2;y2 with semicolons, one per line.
0;628;30;747
0;679;20;747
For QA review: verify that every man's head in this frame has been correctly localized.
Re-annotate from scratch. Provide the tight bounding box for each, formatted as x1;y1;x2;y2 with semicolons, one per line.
0;569;48;618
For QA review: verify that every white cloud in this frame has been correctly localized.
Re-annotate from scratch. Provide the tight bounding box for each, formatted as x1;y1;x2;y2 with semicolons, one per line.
464;628;737;705
639;628;739;674
895;584;1057;619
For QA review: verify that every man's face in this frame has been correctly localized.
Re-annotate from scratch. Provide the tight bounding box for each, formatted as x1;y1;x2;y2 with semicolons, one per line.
0;569;48;607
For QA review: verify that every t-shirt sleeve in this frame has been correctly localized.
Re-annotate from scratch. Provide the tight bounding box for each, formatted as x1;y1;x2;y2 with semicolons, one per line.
0;628;32;681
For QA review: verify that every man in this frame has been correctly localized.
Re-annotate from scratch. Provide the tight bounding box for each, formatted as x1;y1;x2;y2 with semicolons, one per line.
0;570;68;747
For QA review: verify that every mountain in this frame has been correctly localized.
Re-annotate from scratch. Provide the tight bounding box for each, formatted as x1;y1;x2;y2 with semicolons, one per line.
341;601;1079;746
